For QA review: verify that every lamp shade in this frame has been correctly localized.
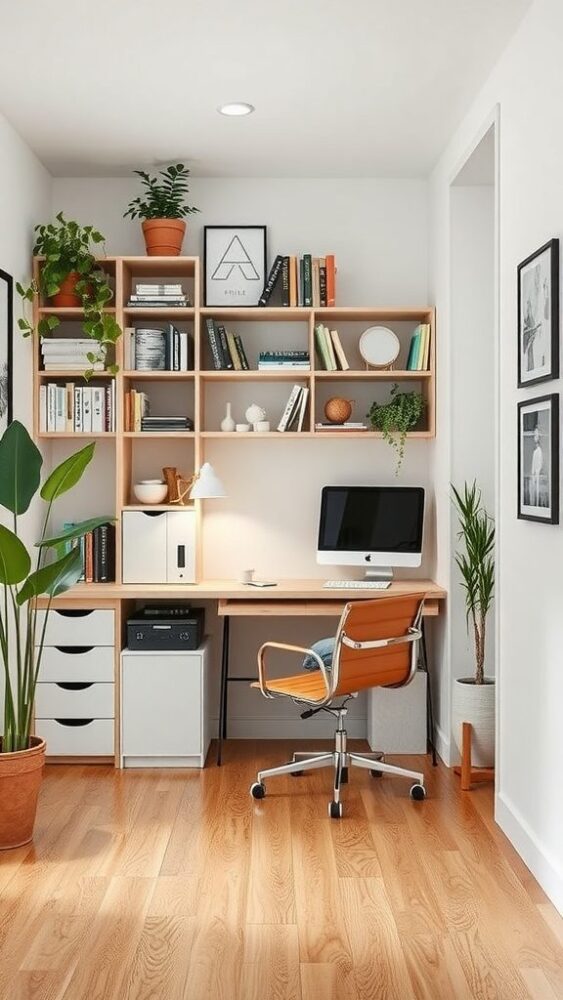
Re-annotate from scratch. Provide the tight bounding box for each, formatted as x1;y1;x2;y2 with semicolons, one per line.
190;462;226;499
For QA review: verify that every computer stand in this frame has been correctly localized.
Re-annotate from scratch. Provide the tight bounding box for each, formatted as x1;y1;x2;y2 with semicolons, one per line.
365;567;394;582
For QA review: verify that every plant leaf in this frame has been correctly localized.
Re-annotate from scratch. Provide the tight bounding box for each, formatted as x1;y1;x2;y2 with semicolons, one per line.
0;420;43;515
40;443;95;502
0;524;31;584
37;516;114;548
17;548;83;605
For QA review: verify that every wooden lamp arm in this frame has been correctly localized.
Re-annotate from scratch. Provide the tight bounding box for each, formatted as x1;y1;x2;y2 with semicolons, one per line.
256;641;331;700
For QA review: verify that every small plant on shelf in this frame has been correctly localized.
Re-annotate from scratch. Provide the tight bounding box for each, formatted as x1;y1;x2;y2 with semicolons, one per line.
16;213;122;373
367;383;425;474
124;163;199;256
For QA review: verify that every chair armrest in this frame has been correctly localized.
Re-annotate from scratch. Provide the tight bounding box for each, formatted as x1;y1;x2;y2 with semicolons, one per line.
256;641;331;700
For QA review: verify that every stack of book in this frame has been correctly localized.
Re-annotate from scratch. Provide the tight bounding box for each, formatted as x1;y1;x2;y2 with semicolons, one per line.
277;384;310;432
314;325;349;371
140;416;193;433
124;390;193;433
58;521;116;583
258;351;310;371
124;326;193;371
39;382;115;433
41;338;106;372
127;283;190;308
406;323;431;371
315;422;367;432
205;318;249;370
259;254;336;307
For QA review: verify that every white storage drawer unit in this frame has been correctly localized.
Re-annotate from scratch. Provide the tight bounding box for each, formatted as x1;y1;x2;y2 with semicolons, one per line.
36;607;115;758
367;669;427;754
122;509;196;584
121;641;209;768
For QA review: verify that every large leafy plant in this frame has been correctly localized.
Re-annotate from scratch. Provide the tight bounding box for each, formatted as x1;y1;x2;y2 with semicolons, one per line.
17;213;121;371
0;421;111;752
367;383;425;474
452;481;495;685
124;164;199;220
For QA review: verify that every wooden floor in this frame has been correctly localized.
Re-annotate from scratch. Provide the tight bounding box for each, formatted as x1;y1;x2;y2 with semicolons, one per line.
0;741;562;1000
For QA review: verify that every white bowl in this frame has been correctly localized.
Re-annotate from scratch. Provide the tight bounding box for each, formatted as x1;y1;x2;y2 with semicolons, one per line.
133;480;169;505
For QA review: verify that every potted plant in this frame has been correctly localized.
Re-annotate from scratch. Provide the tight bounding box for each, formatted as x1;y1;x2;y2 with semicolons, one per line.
367;383;425;474
17;213;121;371
451;481;495;768
124;163;200;256
0;421;110;849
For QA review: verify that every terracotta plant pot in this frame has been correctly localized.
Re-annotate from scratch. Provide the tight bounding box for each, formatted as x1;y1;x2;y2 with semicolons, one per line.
0;736;46;850
142;219;186;257
51;270;82;307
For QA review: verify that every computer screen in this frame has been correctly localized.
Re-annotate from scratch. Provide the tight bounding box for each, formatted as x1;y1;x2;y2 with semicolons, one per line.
317;486;425;570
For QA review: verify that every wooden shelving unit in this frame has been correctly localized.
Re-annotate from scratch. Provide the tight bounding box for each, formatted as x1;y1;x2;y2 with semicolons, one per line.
32;255;436;583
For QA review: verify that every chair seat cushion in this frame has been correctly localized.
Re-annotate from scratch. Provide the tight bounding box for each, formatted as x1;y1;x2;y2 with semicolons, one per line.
302;637;335;671
251;671;328;701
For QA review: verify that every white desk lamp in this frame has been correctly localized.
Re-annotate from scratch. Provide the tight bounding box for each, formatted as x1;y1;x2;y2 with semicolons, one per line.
190;462;226;499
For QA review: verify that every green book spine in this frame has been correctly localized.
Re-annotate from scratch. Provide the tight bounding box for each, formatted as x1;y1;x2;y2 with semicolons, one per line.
281;257;290;307
303;255;312;307
415;325;426;370
234;335;249;370
406;329;420;371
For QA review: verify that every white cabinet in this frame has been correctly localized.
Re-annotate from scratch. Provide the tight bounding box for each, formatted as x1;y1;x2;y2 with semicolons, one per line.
122;510;196;584
367;669;427;754
120;642;209;768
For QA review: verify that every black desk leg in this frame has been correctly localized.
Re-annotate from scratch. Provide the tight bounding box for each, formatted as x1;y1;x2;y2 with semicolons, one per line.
421;621;437;767
217;614;230;766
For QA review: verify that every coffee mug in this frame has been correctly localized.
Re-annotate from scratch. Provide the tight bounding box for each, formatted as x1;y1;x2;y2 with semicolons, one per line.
240;568;255;584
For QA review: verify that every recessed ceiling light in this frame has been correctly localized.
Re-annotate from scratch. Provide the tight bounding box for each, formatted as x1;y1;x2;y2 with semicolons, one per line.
218;102;255;117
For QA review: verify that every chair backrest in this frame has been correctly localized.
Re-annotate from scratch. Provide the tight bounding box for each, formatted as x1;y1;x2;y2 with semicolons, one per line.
330;594;424;697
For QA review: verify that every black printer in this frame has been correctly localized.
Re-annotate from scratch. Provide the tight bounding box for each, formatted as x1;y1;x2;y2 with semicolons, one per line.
127;605;204;651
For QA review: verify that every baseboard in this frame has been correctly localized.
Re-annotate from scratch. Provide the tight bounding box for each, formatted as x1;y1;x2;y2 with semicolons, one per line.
496;791;563;915
434;723;451;766
210;717;368;740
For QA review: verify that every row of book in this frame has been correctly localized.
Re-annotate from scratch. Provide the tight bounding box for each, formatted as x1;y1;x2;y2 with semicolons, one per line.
124;326;193;371
314;325;350;371
314;422;367;432
124;389;193;433
41;338;106;372
406;324;431;371
58;521;115;583
126;282;190;308
39;383;116;434
205;318;249;370
258;351;310;371
277;384;310;432
259;255;336;307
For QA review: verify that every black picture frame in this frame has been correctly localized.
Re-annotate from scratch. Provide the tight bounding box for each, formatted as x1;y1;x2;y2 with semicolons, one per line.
517;238;559;387
203;225;267;307
0;268;13;432
517;393;559;524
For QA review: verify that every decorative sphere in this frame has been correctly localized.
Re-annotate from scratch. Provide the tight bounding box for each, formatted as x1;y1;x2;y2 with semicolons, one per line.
324;397;353;424
246;403;266;425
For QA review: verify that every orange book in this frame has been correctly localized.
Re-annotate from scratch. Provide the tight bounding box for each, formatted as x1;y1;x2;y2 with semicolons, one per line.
289;256;298;307
85;532;93;584
326;254;336;307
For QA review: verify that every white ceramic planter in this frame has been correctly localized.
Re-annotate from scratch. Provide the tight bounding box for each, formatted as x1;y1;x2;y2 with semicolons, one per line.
452;677;495;767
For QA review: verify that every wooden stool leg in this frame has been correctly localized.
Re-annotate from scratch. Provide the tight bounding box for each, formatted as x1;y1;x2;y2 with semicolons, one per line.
460;722;472;790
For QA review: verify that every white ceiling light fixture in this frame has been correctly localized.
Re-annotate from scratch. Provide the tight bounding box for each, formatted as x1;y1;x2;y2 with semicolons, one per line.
218;102;255;117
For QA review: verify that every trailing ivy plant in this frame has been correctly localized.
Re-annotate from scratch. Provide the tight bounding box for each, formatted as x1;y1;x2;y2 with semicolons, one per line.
367;383;425;474
124;163;199;220
17;213;121;374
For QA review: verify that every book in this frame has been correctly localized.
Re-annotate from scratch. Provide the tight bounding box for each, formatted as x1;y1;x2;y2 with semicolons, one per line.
55;386;66;432
92;387;104;432
124;327;135;369
422;324;431;370
289;256;298;307
302;255;312;306
135;328;166;371
216;325;233;370
258;254;284;306
234;334;249;370
82;387;92;432
315;422;367;431
406;327;422;370
314;324;335;370
329;329;350;370
74;386;83;432
278;385;303;432
325;254;336;306
296;386;309;432
226;330;242;370
39;385;47;433
319;258;327;307
205;318;222;370
179;331;188;371
312;257;320;307
299;258;304;307
281;257;290;307
322;324;338;370
85;531;93;584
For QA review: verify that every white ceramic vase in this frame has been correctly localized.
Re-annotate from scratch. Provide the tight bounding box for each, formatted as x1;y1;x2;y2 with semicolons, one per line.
452;676;495;767
221;402;236;432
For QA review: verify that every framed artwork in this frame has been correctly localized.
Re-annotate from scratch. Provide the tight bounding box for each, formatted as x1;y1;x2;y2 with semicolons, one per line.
517;238;559;386
518;393;559;523
0;268;13;433
204;226;267;307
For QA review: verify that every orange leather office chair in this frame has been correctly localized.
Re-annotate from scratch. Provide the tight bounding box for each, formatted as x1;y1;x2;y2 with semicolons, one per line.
249;594;426;818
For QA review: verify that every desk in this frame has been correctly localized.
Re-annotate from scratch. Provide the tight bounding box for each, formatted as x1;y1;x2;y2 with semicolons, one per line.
42;579;446;767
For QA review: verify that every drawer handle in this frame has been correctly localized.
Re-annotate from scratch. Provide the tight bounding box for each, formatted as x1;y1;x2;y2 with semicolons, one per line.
54;609;95;619
55;719;94;727
54;646;94;655
55;682;94;691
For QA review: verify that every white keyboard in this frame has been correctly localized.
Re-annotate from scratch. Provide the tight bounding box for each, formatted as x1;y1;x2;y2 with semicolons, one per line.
323;580;391;590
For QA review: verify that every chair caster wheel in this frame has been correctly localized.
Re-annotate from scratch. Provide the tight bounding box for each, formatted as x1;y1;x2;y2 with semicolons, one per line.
250;782;266;800
290;770;304;777
328;800;343;819
340;766;349;783
370;769;383;778
410;783;426;801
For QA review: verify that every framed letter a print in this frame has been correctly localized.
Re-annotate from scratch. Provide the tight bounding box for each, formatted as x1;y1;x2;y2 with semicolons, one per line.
0;268;13;433
204;226;267;307
518;394;559;524
518;238;559;386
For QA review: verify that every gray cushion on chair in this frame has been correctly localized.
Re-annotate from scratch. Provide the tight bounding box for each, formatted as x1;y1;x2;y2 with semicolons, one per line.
302;637;336;671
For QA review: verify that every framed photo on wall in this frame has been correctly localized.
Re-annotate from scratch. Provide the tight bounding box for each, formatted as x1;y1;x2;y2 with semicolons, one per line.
204;226;267;307
518;393;559;523
0;268;13;433
517;238;559;386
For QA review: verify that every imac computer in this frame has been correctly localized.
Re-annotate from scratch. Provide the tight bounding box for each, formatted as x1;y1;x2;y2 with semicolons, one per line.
317;485;425;586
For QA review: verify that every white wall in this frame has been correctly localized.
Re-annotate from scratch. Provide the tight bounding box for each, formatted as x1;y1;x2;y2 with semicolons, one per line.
430;0;563;912
53;176;433;737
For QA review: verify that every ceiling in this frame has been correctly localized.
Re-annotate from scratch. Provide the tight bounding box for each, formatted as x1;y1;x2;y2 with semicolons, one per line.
0;0;530;178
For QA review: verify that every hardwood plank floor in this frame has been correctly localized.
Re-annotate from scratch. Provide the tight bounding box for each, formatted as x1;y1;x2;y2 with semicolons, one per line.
0;740;561;1000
